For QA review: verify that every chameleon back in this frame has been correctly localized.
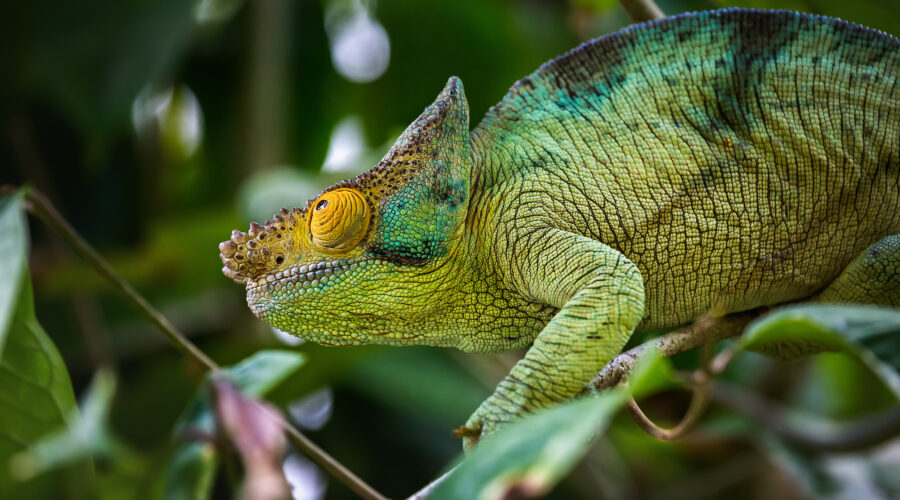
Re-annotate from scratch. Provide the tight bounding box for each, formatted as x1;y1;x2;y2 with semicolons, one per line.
470;9;900;328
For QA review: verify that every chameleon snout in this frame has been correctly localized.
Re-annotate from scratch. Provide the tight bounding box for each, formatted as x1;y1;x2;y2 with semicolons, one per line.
220;208;303;285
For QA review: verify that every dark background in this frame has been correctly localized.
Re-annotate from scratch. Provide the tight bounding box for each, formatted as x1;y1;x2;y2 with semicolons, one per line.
3;0;899;498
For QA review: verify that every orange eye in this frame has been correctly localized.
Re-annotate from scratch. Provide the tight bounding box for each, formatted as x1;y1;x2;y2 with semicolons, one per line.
308;188;370;251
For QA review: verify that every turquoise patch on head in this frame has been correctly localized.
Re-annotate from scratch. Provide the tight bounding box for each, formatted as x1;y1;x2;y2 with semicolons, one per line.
374;177;464;262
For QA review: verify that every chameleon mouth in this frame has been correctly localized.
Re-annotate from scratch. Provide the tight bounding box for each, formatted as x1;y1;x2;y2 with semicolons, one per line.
243;258;375;319
245;258;372;291
247;258;382;319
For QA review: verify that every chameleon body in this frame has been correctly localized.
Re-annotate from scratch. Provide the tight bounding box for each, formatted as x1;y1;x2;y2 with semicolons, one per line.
220;9;900;446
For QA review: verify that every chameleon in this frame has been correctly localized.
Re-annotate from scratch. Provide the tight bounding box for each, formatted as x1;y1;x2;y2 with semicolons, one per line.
219;8;899;448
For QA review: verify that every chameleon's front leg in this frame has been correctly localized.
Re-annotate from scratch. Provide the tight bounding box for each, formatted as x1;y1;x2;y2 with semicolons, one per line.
462;228;645;449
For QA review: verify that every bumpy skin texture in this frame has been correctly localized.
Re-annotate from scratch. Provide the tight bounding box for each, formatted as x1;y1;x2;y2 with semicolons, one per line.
221;9;899;448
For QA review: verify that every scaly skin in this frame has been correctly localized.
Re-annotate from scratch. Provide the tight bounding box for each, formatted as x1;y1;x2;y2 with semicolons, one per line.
220;9;899;449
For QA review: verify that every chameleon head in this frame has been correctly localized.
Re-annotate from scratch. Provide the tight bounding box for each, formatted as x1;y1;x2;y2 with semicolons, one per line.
219;77;472;346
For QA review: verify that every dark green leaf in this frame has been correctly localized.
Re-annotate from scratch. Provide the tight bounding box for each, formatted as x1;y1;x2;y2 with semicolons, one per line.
758;434;837;498
0;193;27;358
740;305;900;398
432;392;627;500
226;349;307;397
756;431;900;500
430;348;670;499
163;442;219;500
10;369;124;481
0;275;78;484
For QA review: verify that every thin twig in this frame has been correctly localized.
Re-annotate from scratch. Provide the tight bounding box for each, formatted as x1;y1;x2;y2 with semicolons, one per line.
618;0;665;23
628;364;712;441
709;343;740;375
710;382;900;452
17;187;388;500
280;418;388;500
625;336;715;441
22;188;219;372
626;383;711;441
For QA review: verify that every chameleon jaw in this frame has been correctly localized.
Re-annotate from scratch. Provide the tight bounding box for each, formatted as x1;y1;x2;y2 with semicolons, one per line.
243;257;377;318
245;258;370;291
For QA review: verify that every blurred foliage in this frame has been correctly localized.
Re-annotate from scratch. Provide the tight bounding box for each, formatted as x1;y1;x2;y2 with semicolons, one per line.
11;369;122;483
432;351;666;500
166;350;304;500
0;197;80;498
740;305;900;397
0;194;27;346
2;0;899;499
435;393;629;500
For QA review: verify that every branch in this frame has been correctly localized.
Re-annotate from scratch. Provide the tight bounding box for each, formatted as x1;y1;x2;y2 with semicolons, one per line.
618;0;665;23
279;415;387;500
17;187;388;500
590;310;760;392
413;314;759;498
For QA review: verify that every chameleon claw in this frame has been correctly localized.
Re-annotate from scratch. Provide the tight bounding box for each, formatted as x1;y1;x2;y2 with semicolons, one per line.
452;423;482;440
454;423;484;452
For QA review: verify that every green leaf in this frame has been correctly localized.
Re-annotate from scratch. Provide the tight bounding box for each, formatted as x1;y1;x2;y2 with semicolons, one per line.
226;349;307;397
10;369;124;481
162;443;218;500
0;274;78;485
430;348;668;499
164;350;305;500
432;391;628;500
0;192;28;358
175;350;306;436
740;305;900;398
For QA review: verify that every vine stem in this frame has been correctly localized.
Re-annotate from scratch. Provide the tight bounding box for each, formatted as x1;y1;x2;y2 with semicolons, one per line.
626;388;710;441
619;0;665;22
625;341;715;441
18;187;388;500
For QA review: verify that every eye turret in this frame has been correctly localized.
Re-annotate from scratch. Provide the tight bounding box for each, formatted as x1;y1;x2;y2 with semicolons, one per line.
308;188;370;251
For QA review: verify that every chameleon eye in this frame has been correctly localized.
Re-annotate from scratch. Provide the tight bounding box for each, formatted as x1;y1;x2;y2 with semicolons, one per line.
308;188;370;251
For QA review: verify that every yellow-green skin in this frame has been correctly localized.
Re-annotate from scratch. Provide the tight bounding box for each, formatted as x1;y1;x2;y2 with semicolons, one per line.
220;9;900;447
